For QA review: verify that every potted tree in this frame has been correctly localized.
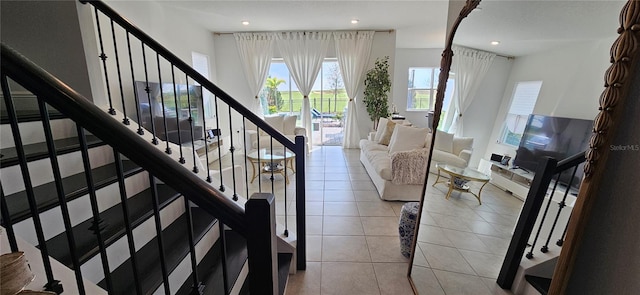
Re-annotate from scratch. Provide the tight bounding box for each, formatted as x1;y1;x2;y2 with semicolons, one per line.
363;56;392;129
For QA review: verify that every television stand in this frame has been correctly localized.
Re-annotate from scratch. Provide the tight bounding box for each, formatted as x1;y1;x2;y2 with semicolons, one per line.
489;161;534;200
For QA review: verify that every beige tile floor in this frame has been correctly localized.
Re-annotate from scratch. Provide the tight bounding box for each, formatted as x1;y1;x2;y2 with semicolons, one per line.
213;146;521;295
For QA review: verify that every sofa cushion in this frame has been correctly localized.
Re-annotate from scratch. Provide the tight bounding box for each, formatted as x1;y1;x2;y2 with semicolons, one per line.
388;125;429;154
260;115;285;136
434;130;454;153
452;137;474;156
283;115;297;135
431;149;468;168
379;119;397;145
365;149;393;181
374;117;389;142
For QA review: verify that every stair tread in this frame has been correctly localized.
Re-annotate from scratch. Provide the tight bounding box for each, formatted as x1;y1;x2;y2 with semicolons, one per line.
45;184;181;267
0;134;103;167
525;275;551;295
4;160;143;223
177;228;250;295
0;95;65;124
99;207;217;294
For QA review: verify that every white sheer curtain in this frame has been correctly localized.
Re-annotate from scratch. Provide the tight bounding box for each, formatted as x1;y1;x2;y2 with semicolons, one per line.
276;32;331;146
334;31;375;148
234;32;276;117
445;45;496;136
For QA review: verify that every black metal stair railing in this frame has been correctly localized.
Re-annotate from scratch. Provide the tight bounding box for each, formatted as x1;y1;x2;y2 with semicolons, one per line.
1;43;280;294
497;151;587;290
80;0;306;271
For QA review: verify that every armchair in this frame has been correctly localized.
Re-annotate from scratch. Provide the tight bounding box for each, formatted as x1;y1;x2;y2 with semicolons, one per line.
244;115;307;152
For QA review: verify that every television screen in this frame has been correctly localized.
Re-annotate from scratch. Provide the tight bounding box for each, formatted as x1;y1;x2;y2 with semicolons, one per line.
135;81;203;127
513;114;593;190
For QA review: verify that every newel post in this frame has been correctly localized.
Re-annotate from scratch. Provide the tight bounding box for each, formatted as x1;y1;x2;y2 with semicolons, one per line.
246;193;278;295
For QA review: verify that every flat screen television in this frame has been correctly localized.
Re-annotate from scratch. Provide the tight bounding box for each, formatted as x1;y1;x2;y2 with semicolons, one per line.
513;114;593;190
135;81;203;126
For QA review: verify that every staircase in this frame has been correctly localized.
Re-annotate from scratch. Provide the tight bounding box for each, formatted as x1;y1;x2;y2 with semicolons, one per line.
1;1;306;294
496;153;586;294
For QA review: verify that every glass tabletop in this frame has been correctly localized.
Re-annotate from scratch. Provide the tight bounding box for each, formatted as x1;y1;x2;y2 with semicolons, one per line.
436;163;490;181
247;148;294;161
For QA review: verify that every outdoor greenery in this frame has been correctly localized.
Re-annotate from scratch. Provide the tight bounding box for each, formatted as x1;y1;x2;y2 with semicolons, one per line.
363;56;392;129
264;76;286;113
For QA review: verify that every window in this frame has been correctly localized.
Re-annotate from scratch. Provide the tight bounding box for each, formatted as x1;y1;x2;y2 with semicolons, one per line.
406;67;454;112
191;51;213;119
260;59;347;118
499;81;543;146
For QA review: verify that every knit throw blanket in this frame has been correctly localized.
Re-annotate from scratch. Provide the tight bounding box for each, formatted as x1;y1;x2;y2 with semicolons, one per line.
391;148;429;185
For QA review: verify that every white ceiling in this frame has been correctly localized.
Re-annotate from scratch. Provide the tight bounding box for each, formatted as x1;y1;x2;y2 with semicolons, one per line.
156;0;626;56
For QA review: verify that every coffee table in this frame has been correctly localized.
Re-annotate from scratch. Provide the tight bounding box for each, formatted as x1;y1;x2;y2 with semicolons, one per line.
433;163;490;205
247;149;295;185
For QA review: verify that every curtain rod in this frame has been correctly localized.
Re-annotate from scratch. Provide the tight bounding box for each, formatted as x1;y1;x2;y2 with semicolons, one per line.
213;29;394;35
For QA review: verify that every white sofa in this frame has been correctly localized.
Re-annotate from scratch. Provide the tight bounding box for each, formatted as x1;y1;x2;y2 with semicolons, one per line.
360;122;473;201
245;115;307;152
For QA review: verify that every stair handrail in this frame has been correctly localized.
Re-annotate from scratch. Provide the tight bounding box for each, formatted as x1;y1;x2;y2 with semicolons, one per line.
497;150;587;289
79;0;295;151
1;43;249;236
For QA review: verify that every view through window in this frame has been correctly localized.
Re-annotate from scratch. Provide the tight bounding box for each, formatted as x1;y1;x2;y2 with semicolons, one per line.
407;67;454;129
260;59;346;145
499;81;543;146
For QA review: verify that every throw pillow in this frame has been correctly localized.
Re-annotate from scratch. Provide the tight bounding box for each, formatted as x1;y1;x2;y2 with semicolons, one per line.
388;125;430;154
374;117;390;142
260;115;285;136
282;115;297;135
378;119;397;145
433;130;454;153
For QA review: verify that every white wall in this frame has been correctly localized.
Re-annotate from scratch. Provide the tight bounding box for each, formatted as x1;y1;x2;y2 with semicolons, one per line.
213;31;397;143
462;56;513;167
391;48;444;128
391;49;512;168
1;0;94;100
484;39;613;162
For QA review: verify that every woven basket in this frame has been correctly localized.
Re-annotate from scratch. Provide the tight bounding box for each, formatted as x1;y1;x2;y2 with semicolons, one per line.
0;252;35;295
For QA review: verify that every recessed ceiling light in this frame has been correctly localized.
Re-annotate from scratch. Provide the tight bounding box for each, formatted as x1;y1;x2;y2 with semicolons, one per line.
351;19;359;24
491;41;500;45
241;21;250;26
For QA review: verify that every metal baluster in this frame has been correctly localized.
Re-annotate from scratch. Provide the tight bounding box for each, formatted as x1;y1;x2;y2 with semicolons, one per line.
156;53;171;154
283;145;289;237
218;222;230;295
148;175;171;294
557;212;572;247
77;126;112;292
185;75;198;173
242;119;250;199
526;172;562;259
110;20;128;125
126;32;144;135
93;7;115;115
1;187;19;252
112;150;143;295
199;87;211;182
257;126;262;191
541;165;579;253
141;43;158;145
2;76;62;293
270;138;275;195
38;98;85;294
183;198;204;294
228;106;238;201
213;94;224;189
171;66;185;164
